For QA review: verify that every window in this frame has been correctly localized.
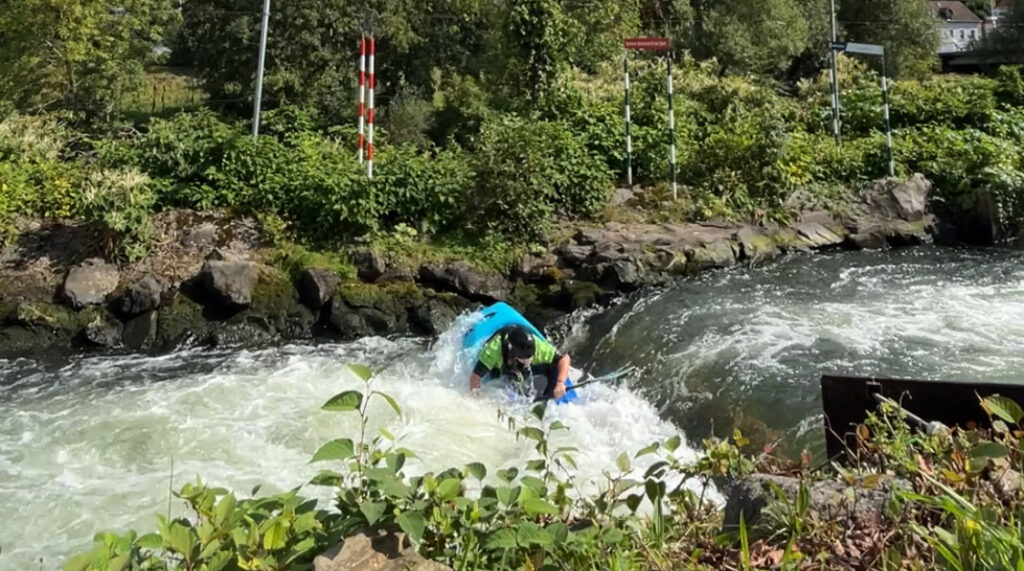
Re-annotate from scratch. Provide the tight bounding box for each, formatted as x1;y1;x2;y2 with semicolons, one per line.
970;29;976;38
959;29;965;38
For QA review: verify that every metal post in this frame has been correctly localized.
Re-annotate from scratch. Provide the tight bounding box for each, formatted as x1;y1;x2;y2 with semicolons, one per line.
367;35;375;179
881;58;894;177
251;0;271;140
828;0;841;146
666;53;677;200
358;34;367;163
624;51;632;187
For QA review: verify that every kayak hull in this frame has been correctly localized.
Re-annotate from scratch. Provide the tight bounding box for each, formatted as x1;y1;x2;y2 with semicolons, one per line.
462;302;578;404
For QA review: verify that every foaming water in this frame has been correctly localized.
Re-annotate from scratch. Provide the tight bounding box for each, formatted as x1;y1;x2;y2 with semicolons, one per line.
571;246;1024;455
0;312;699;570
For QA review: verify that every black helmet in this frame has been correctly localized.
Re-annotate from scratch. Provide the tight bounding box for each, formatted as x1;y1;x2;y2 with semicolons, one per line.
505;326;536;360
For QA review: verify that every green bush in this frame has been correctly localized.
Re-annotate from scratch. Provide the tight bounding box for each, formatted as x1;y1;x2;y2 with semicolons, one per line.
470;114;613;238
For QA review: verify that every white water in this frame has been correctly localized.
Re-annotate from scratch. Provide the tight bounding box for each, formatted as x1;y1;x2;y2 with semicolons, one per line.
0;311;703;571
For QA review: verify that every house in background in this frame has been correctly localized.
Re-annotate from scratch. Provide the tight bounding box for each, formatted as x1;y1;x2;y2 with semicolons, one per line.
991;0;1015;20
931;0;984;53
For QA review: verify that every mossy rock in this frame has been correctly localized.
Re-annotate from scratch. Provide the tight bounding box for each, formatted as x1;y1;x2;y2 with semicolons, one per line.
12;301;88;331
243;267;315;338
156;293;207;347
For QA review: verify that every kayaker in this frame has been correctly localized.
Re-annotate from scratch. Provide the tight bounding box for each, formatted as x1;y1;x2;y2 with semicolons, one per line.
469;325;570;399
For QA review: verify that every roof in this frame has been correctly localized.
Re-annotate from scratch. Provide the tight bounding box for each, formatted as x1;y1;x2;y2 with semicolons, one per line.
931;1;983;22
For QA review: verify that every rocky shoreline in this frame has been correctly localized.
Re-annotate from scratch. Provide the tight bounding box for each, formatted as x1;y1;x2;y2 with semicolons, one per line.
0;175;940;359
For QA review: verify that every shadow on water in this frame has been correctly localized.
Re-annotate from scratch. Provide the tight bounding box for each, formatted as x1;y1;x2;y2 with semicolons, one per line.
565;245;1024;459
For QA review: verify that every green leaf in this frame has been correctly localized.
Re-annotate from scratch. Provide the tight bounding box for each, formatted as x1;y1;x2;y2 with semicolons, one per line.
523;498;559;516
107;552;130;571
983;395;1024;424
136;533;163;549
634;442;659;458
972;442;1010;458
263;517;288;550
437;478;462;500
205;551;233;571
386;452;406;475
516;522;553;547
526;459;546;472
380;476;411;499
63;553;91;571
165;522;197;558
496;486;520;507
360;502;387;525
465;462;487;480
346;363;373;381
549;420;568;431
396;511;426;543
373;391;402;416
600;527;625;545
497;467;519;482
665;435;682;452
309;470;343;486
310;439;355;462
485;528;518;550
521;476;546;492
616;452;631;472
199;539;223;560
322;391;363;412
548;522;569;544
518;427;545;442
214;493;236;525
625;494;643;513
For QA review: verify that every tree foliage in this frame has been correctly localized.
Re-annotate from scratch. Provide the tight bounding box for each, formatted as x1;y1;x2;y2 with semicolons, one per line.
840;0;940;78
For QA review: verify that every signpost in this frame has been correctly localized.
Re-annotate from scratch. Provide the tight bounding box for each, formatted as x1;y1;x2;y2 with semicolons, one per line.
623;37;677;199
828;41;895;177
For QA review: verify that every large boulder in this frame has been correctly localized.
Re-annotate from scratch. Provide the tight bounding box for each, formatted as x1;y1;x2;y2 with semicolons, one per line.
734;226;779;264
83;312;123;348
409;298;457;336
117;275;165;316
62;259;120;309
351;248;387;282
417;261;507;302
314;532;451;571
198;259;259;310
299;269;341;311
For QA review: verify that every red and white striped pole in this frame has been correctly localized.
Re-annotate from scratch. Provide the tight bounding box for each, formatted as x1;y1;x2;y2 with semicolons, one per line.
366;36;375;179
357;34;366;164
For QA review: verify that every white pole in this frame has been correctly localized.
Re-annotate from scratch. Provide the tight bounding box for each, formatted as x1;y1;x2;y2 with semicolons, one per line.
251;0;271;140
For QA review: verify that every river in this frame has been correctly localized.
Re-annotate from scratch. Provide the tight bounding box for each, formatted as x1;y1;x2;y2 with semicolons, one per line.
3;245;1024;569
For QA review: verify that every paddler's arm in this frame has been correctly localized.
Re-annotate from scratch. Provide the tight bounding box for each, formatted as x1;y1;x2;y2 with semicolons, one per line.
469;359;490;394
553;354;570;399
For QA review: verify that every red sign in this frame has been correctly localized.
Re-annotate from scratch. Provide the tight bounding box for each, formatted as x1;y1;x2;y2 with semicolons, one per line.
624;37;671;51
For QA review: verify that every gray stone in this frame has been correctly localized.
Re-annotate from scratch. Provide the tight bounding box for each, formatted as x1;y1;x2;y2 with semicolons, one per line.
299;269;341;311
603;260;641;290
180;223;218;248
118;275;164;316
796;222;844;248
734;226;778;263
314;533;451;571
890;173;931;222
122;310;158;350
326;299;369;339
84;313;122;347
62;259;120;308
351;249;387;282
409;299;457;336
199;260;259;309
417;262;507;302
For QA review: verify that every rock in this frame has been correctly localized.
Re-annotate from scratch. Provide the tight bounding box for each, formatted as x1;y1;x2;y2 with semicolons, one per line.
602;260;642;291
723;474;906;533
83;312;122;347
359;308;395;335
516;253;558;282
409;299;457;336
734;227;778;263
592;241;628;264
992;468;1021;502
796;222;845;248
117;275;164;316
299;269;341;311
546;280;604;311
375;267;415;283
199;260;259;310
314;532;451;571
122;310;158;350
847;226;888;250
180;223;218;248
351;248;387;282
686;240;736;272
62;259;120;309
326;298;370;339
610;187;637;207
556;243;593;266
890;174;930;222
417;262;507;302
573;227;605;246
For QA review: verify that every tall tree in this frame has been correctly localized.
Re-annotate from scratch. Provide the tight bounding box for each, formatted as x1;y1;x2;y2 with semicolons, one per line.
0;0;176;116
840;0;940;77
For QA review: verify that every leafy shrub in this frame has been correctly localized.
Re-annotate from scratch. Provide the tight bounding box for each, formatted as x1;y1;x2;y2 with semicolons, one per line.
471;115;613;238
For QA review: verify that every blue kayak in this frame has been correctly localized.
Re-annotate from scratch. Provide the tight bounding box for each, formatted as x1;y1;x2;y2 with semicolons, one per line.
462;302;578;404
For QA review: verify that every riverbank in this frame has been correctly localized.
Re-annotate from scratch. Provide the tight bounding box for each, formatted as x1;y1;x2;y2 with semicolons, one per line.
0;174;939;359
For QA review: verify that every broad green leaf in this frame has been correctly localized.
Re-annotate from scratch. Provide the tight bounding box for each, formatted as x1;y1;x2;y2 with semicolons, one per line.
664;435;682;453
465;462;487;480
983;395;1024;424
549;420;568;431
548;522;570;544
518;427;545;442
521;476;546;493
379;428;396;441
516;522;553;547
322;391;363;412
205;551;233;571
62;553;91;571
523;498;559;516
437;478;462;500
526;459;546;472
263;518;288;550
373;391;402;416
485;528;518;550
497;467;519;482
600;527;625;544
309;470;343;487
199;539;223;560
284;537;317;565
360;502;387;525
165;522;197;558
634;442;659;458
380;476;411;499
310;439;355;463
214;493;236;525
972;442;1010;459
644;461;669;479
346;363;373;381
386;452;406;475
496;486;520;506
396;511;426;543
616;452;631;472
107;552;130;571
136;533;163;549
293;511;321;536
625;494;643;513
